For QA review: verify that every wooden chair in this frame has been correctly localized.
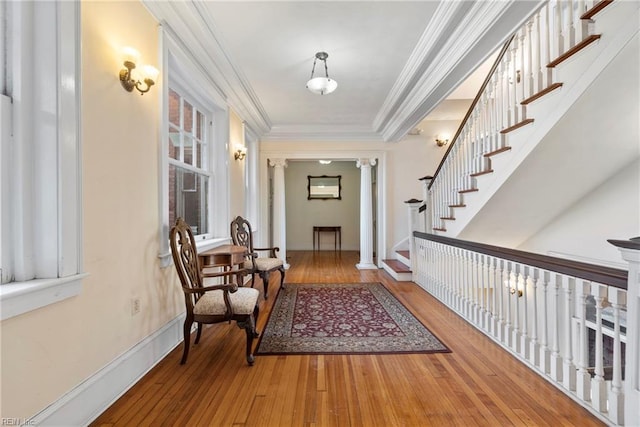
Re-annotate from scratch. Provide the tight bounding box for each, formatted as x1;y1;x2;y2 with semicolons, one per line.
170;217;260;366
230;216;285;300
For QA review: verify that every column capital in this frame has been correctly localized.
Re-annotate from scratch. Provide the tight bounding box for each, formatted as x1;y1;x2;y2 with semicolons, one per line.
268;158;288;168
356;158;376;168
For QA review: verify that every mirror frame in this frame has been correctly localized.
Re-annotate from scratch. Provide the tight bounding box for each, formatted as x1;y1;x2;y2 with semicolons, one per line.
307;175;342;200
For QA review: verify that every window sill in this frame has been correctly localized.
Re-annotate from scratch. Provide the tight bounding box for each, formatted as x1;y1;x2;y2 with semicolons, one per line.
0;273;88;321
159;237;231;268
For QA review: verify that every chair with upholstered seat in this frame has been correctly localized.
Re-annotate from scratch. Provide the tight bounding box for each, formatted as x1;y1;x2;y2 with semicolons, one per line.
170;217;260;365
230;216;285;300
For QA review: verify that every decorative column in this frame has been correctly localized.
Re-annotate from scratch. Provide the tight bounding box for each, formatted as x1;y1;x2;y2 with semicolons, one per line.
268;159;289;268
609;236;640;425
356;158;377;270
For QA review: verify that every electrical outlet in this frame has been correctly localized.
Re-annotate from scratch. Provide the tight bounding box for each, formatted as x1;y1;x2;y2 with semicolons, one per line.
131;298;141;315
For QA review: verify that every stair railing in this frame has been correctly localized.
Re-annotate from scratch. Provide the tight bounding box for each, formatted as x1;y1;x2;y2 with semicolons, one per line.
425;0;606;233
413;231;632;425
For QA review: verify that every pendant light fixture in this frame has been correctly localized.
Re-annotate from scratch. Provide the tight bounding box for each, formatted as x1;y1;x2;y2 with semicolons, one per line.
306;52;338;95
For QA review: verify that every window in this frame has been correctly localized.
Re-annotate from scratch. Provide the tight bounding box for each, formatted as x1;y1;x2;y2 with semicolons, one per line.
158;28;230;267
0;1;84;320
168;88;211;239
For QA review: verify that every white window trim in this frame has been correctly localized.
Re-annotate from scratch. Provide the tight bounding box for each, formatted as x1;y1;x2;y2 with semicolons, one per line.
158;26;230;267
0;1;84;320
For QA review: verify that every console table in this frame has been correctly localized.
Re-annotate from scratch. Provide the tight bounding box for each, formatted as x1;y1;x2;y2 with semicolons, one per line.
313;226;341;251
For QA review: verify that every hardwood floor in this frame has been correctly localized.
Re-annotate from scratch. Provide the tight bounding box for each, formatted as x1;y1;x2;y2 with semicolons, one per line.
92;251;603;426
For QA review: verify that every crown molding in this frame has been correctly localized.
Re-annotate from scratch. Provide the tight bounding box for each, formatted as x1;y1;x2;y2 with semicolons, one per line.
262;124;383;142
143;0;271;136
377;0;542;142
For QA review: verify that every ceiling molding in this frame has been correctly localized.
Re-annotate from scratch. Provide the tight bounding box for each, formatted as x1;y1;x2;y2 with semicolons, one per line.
373;1;472;134
377;0;542;142
143;0;272;135
262;125;383;142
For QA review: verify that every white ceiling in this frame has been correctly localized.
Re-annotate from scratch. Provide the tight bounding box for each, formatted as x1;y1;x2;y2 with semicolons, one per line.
143;1;541;142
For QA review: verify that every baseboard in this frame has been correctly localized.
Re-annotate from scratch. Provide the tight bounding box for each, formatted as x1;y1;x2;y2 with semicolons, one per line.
30;313;186;426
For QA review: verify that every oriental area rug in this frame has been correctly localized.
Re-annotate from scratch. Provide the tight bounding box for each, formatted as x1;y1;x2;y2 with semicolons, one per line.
255;283;450;355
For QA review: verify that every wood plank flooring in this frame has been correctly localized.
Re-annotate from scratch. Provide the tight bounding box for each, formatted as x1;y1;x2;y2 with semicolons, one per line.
92;250;603;426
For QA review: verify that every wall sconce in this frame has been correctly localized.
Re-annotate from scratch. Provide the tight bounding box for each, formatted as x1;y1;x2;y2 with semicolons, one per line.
509;70;521;84
435;134;449;147
504;280;523;297
234;146;247;161
119;47;159;95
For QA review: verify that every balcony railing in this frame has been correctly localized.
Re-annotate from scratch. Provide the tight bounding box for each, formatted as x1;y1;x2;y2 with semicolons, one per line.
411;232;640;425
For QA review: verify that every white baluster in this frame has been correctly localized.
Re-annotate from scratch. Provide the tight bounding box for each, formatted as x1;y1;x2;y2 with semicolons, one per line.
490;256;498;336
526;19;534;100
568;0;576;47
529;267;540;366
545;3;554;87
563;276;576;391
590;283;607;413
608;288;626;425
512;265;521;353
550;273;563;382
576;279;592;401
503;260;513;348
539;270;550;373
496;257;505;343
520;268;529;358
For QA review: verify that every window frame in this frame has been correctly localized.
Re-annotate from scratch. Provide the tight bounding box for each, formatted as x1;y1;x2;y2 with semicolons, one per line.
167;84;213;241
158;27;231;267
0;1;85;320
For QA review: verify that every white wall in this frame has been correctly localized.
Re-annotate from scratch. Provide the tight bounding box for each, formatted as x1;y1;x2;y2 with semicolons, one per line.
518;159;640;267
285;161;360;250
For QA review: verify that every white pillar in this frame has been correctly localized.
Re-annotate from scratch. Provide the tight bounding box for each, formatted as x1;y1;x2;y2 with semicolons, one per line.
269;158;289;269
356;158;377;270
406;199;423;280
609;236;640;426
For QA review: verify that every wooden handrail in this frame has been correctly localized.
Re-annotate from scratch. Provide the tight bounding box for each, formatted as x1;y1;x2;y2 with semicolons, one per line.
414;231;628;290
428;35;514;190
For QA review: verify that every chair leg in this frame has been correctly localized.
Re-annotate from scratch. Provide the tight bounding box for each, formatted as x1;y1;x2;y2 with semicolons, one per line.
239;314;258;366
181;317;193;365
194;322;203;344
279;266;286;291
261;271;270;300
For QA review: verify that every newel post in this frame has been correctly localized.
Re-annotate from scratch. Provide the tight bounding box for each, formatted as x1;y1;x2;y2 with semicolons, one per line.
419;175;433;232
608;236;640;426
405;198;423;278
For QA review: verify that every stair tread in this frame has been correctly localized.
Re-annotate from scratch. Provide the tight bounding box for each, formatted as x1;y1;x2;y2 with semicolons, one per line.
484;146;512;157
581;0;613;20
547;34;601;68
521;83;563;105
500;118;534;134
382;259;411;273
396;250;410;260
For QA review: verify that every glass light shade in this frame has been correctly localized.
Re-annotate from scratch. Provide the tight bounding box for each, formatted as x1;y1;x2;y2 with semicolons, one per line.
122;47;141;65
141;65;159;83
306;77;338;95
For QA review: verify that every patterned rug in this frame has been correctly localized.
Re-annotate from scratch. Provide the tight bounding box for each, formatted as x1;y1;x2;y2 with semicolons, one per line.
256;283;450;355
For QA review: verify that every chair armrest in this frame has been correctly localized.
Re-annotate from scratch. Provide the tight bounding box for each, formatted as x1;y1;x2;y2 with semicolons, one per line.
254;247;280;258
202;268;249;279
183;283;239;293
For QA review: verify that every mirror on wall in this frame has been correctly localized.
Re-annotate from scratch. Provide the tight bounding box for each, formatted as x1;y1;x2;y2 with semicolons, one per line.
307;175;342;200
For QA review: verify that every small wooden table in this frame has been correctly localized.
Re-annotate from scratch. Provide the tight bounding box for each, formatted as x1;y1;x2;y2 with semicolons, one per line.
198;244;247;282
313;226;341;251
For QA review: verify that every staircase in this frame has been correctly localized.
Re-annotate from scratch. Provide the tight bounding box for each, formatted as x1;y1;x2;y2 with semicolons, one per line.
382;250;412;281
425;0;639;247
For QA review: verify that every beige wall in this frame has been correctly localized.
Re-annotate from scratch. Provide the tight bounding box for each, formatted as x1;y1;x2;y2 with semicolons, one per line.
0;1;183;418
285;161;361;250
229;109;246;220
